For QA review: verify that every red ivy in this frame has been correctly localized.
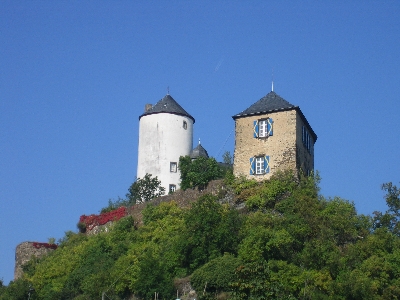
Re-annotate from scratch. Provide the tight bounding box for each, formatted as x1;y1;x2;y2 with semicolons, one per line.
32;242;58;250
79;206;127;231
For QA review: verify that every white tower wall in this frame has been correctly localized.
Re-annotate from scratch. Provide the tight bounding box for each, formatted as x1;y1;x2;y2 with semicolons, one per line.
137;113;193;192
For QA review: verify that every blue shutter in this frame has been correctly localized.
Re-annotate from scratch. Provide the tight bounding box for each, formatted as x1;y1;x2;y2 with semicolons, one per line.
264;156;270;174
253;120;259;138
267;118;273;136
250;157;255;175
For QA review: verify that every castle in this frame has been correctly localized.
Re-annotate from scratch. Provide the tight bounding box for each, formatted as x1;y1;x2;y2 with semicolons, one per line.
14;88;316;280
137;89;316;189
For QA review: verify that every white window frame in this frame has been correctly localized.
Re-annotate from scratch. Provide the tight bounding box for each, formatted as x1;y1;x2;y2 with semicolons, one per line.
258;119;268;137
170;162;177;173
169;184;176;193
255;156;265;175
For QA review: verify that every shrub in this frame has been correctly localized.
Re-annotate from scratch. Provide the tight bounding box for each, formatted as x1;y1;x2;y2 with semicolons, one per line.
126;174;165;204
77;222;86;233
191;253;242;298
179;156;224;190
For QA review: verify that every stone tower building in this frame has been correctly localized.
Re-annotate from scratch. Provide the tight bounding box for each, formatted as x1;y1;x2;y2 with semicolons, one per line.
137;94;195;193
232;91;317;180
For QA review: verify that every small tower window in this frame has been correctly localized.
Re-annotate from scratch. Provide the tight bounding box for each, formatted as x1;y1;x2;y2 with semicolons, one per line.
170;162;177;173
255;157;265;174
250;156;270;175
253;118;273;138
302;126;313;155
183;121;187;130
169;184;176;193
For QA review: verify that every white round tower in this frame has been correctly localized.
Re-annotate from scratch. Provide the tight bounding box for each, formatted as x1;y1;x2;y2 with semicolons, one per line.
137;94;194;193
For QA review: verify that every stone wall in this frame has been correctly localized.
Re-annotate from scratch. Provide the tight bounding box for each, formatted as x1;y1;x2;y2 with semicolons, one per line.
129;179;230;226
233;110;298;180
295;113;315;174
83;180;230;234
14;241;56;280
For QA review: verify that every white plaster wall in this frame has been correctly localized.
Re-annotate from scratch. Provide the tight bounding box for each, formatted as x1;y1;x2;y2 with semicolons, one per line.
137;113;193;192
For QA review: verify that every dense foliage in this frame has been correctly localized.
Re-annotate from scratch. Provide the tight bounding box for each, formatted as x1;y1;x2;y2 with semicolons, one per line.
2;172;400;300
178;156;225;190
127;174;165;204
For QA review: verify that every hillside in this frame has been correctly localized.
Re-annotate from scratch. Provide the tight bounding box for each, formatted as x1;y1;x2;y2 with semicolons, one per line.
1;172;400;300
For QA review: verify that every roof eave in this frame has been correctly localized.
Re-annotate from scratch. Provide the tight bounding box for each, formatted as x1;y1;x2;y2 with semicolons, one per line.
232;106;297;120
139;111;196;123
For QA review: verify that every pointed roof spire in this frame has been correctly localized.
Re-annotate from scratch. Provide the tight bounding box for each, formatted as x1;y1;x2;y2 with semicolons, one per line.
271;68;274;92
190;142;209;159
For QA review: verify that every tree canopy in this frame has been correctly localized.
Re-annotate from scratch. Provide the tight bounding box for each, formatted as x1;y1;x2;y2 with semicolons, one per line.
2;174;400;300
178;156;224;190
126;173;165;204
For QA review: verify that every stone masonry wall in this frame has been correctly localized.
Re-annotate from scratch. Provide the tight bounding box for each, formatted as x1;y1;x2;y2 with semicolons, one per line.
295;114;315;174
233;110;298;180
14;241;56;280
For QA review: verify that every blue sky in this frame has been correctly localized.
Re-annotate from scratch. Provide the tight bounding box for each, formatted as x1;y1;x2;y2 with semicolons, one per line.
1;1;399;284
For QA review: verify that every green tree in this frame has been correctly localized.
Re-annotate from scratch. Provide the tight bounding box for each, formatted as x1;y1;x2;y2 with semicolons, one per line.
181;194;242;271
222;151;233;165
179;156;224;190
132;249;174;300
191;253;242;299
373;182;400;236
0;279;34;300
126;174;165;204
231;260;296;300
238;211;295;263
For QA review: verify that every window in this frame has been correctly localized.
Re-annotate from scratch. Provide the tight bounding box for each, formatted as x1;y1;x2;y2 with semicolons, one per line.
302;126;313;155
183;121;187;130
170;162;177;173
253;118;273;138
259;119;267;137
249;156;270;175
169;184;176;193
255;157;264;174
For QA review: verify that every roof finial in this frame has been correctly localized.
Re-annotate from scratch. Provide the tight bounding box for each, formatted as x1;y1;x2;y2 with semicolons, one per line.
167;86;170;95
198;138;201;145
271;68;274;92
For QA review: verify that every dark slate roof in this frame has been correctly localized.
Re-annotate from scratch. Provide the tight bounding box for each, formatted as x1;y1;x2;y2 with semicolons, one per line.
232;91;296;118
232;91;317;141
190;143;209;159
139;94;195;123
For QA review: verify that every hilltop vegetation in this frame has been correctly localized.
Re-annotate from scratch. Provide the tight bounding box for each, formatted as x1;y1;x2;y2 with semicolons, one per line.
1;171;400;300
